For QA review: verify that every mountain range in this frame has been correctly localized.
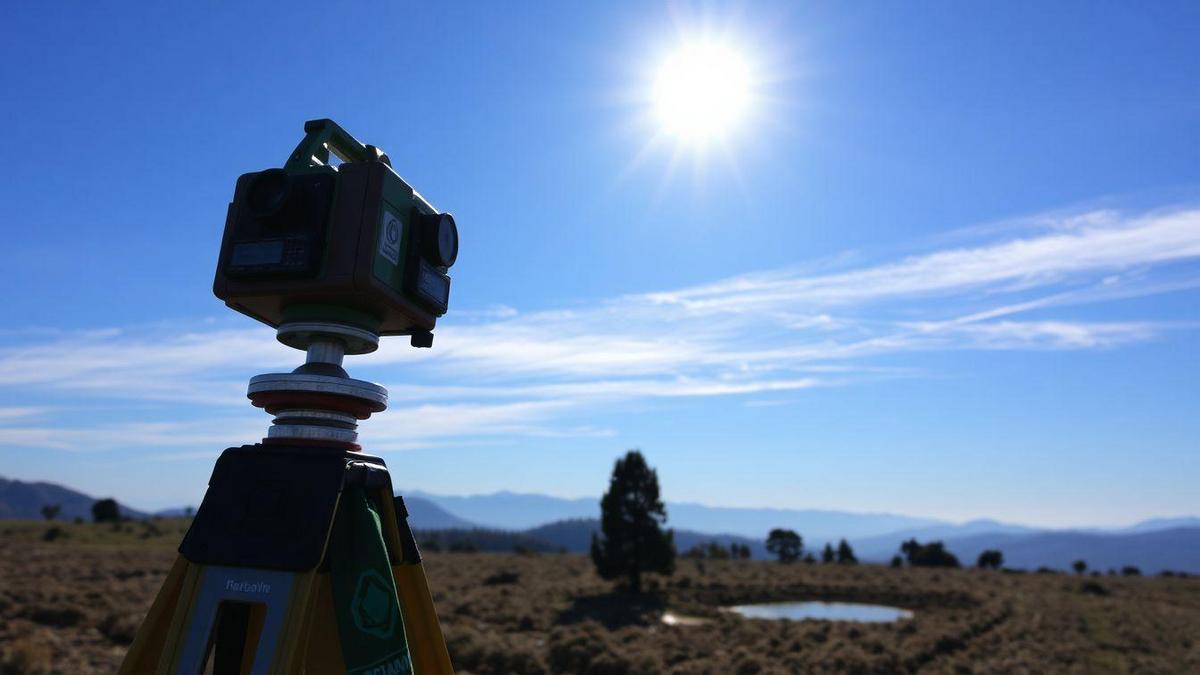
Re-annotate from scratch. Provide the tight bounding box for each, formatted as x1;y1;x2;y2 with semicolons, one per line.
2;476;1196;573
0;477;145;520
402;489;946;541
406;489;1200;573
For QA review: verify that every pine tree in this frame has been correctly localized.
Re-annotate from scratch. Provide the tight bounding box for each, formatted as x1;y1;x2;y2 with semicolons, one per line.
822;542;836;563
590;450;675;592
836;539;858;564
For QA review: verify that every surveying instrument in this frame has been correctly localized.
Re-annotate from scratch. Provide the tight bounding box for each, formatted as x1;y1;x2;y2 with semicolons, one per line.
120;120;459;674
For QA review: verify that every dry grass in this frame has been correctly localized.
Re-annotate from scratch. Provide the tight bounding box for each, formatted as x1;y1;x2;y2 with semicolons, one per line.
1;520;1198;673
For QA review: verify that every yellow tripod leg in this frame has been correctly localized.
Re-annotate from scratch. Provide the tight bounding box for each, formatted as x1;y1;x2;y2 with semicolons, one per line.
119;556;189;674
301;572;347;673
393;563;453;675
376;487;454;675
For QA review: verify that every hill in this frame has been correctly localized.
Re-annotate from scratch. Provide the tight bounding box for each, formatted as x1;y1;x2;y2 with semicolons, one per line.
0;477;145;520
524;517;766;558
404;490;596;530
934;527;1200;574
399;495;479;530
852;519;1041;560
407;489;946;540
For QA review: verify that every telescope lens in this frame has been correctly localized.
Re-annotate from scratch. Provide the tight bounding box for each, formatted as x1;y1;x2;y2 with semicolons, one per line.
248;169;292;218
422;213;458;268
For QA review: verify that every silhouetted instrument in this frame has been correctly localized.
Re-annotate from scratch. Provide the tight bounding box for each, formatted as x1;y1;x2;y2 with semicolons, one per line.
120;120;457;674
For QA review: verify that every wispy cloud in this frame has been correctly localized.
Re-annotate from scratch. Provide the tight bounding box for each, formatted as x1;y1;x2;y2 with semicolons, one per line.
0;206;1197;453
644;208;1200;311
0;406;52;421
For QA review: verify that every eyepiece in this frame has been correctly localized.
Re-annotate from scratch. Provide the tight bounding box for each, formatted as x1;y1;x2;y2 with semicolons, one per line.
248;169;292;218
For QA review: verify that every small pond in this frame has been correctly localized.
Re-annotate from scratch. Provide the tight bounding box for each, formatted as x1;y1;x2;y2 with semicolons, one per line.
727;601;913;623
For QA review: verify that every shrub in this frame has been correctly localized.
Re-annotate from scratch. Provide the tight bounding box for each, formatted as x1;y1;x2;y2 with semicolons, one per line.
0;635;54;674
976;550;1003;570
484;571;521;586
91;498;121;524
99;612;141;644
900;539;960;568
766;529;802;563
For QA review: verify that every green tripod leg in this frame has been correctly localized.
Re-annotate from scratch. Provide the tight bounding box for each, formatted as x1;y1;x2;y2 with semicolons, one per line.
330;487;413;675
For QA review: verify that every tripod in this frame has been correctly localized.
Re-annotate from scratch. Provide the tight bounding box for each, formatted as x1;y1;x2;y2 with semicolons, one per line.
119;320;453;675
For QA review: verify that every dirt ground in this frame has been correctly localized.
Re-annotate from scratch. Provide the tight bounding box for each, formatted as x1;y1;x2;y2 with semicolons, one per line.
1;519;1198;673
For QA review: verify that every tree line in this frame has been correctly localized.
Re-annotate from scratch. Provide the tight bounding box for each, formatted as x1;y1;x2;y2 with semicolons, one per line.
764;529;859;565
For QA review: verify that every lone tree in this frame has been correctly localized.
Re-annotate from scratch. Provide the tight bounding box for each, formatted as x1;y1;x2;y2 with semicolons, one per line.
765;529;802;563
836;539;858;565
976;549;1004;570
590;450;675;592
92;498;121;524
1073;560;1088;575
40;504;61;521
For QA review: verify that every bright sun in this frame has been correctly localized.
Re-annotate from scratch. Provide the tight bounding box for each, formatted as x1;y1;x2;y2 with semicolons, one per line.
652;40;753;145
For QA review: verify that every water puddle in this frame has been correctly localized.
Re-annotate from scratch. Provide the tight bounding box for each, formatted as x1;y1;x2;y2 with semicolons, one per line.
661;611;710;626
727;601;913;623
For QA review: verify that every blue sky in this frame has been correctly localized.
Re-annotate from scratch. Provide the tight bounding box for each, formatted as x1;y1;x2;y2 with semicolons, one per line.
1;2;1197;527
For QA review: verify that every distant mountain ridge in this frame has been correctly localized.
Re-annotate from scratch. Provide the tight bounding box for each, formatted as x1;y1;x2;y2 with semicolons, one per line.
4;476;1197;573
851;519;1042;560
403;490;597;530
930;527;1200;574
524;518;766;558
405;489;1200;573
403;488;946;541
0;477;145;520
398;495;478;530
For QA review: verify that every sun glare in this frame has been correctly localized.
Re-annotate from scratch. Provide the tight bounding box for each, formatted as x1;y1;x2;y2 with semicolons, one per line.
652;40;753;145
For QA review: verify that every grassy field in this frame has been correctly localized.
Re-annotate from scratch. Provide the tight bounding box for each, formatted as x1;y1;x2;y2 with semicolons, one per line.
1;519;1198;674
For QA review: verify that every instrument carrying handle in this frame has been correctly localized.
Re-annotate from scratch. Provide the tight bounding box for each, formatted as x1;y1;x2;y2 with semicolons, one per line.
285;118;391;170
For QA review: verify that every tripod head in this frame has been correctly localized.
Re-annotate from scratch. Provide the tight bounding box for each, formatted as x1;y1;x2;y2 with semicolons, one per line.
216;120;460;448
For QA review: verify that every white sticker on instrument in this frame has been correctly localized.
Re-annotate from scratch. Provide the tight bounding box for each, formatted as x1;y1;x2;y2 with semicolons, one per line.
379;211;402;265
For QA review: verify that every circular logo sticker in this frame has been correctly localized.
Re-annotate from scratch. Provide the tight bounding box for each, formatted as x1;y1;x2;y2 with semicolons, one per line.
379;212;403;265
351;569;397;639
